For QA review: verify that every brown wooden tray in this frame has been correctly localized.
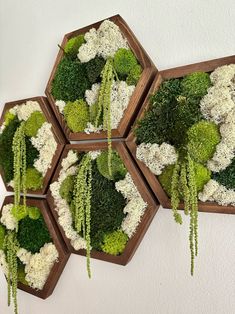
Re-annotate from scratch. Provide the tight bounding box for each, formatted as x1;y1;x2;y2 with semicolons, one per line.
0;96;67;195
126;55;235;215
45;14;157;141
1;196;70;299
47;141;159;265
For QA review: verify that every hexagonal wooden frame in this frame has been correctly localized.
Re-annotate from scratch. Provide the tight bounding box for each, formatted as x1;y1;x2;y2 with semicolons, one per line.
126;55;235;215
47;141;159;265
45;14;157;141
0;96;67;195
1;196;70;299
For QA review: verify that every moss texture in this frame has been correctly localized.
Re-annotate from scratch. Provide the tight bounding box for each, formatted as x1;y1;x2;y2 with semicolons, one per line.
17;215;51;254
96;150;127;181
126;64;142;85
213;157;235;189
11;205;28;221
85;56;106;84
51;57;91;101
181;72;211;100
59;175;76;204
64;34;85;59
64;99;89;132
0;224;6;250
101;230;128;255
25;168;43;191
113;48;138;76
24;111;46;137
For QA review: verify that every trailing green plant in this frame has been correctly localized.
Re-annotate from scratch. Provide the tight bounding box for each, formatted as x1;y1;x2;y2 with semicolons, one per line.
187;120;220;163
113;48;138;76
213;157;235;189
0;223;6;249
63;99;89;132
95;58;116;177
64;34;85;59
73;154;92;277
101;230;128;255
96;150;127;181
25;168;43;191
17;215;51;254
11;205;28;222
51;57;91;101
85;56;106;84
4;231;19;314
24;111;46;137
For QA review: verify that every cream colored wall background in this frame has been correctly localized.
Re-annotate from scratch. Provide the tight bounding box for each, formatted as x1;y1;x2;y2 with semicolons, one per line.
0;1;235;313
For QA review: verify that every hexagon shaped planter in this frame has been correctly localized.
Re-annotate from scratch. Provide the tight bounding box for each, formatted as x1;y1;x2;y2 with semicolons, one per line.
45;14;157;141
47;141;159;265
0;96;67;195
0;196;70;299
126;55;235;215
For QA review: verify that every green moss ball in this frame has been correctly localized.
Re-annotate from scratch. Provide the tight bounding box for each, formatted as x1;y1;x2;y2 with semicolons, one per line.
113;48;138;76
59;175;76;204
158;164;175;197
85;56;106;84
11;205;28;221
4;111;15;126
64;34;85;58
0;224;6;250
187;121;220;163
64;99;89;132
51;57;91;102
96;150;127;181
25;168;43;191
126;64;142;85
28;206;41;220
24;111;46;137
181;71;211;99
101;230;128;255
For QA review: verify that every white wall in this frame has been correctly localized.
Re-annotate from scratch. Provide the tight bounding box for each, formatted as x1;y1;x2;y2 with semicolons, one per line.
0;1;235;313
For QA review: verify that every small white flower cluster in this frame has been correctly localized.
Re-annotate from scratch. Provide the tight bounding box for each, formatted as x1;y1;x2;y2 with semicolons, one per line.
18;243;59;290
78;20;128;63
55;100;66;114
0;204;17;230
198;179;235;206
0;250;8;276
84;80;135;132
115;173;147;237
200;64;235;172
31;122;57;176
50;151;87;251
136;142;178;175
9;101;41;121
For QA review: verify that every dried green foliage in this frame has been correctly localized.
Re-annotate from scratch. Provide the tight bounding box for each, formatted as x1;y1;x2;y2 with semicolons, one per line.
25;168;43;191
24;111;46;137
64;99;89;132
64;34;85;58
113;48;138;76
85;56;106;84
101;230;128;255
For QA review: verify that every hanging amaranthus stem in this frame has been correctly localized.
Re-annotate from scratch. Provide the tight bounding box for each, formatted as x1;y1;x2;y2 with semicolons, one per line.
95;58;114;177
12;123;27;216
73;154;92;278
4;231;19;314
171;162;182;224
180;162;190;215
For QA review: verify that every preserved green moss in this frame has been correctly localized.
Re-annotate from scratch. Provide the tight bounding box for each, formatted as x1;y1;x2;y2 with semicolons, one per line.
85;56;106;83
59;175;76;204
0;117;20;182
64;99;89;132
96;150;127;181
28;207;41;220
11;205;28;221
51;57;91;101
181;72;211;100
64;34;85;58
0;224;6;250
25;168;43;191
4;111;15;126
187;121;220;163
25;137;39;168
213;157;235;189
101;230;128;255
113;48;138;76
89;102;102;126
17;216;51;254
24;111;46;137
126;64;142;85
17;262;28;286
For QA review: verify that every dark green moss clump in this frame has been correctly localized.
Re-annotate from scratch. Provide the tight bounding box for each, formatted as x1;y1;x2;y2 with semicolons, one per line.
0;117;20;182
18;215;51;254
181;72;211;100
85;56;106;84
25;137;39;167
59;175;76;204
51;57;91;101
213;158;235;190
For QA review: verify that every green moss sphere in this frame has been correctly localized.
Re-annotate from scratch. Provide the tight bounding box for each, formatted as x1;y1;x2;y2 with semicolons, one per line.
11;205;28;221
126;64;142;85
96;150;127;181
4;111;15;126
25;168;43;191
59;175;76;204
113;48;138;76
187;121;220;163
24;111;46;137
51;57;91;101
64;99;89;132
0;224;6;250
64;34;85;58
101;230;128;255
85;56;106;84
28;206;41;220
181;72;211;100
